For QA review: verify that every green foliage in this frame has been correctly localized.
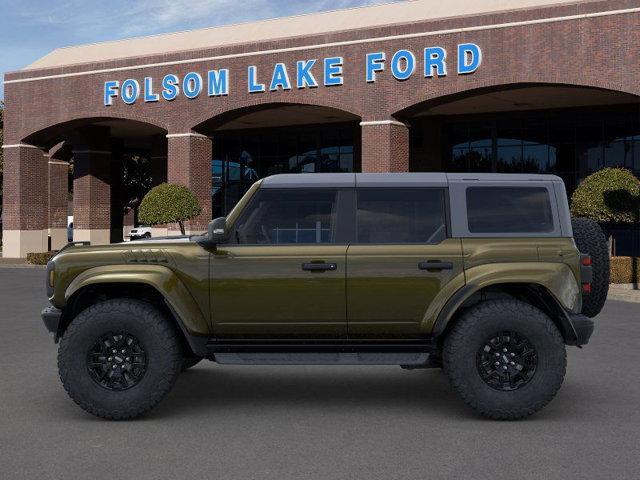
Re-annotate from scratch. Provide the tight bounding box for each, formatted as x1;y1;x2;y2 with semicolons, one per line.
121;154;152;209
138;183;202;234
570;168;640;224
27;251;57;265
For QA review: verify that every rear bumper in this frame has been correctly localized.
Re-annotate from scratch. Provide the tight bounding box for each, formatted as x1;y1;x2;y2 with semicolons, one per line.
566;313;595;346
41;306;62;337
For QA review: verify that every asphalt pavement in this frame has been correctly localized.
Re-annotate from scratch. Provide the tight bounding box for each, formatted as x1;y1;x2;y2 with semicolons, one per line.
1;267;639;480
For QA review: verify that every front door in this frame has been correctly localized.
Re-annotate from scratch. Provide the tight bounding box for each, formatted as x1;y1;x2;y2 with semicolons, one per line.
346;187;464;338
210;188;349;339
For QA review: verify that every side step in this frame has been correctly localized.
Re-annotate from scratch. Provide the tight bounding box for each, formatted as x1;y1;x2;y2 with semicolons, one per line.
206;340;437;366
214;352;431;366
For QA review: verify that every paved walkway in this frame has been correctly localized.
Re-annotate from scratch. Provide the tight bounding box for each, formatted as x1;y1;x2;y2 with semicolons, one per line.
608;284;640;303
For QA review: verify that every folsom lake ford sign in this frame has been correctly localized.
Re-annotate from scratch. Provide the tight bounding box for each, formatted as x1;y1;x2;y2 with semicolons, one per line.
103;43;482;106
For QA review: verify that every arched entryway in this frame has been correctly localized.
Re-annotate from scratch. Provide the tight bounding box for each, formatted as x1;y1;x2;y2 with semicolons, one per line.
6;118;167;254
194;103;361;217
395;84;640;194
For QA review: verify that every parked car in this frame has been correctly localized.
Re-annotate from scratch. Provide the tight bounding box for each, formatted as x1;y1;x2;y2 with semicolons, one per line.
67;216;73;243
41;173;608;420
128;225;152;240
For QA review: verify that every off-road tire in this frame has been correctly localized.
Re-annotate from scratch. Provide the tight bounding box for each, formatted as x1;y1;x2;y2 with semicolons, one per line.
181;356;202;371
571;217;609;317
58;299;183;420
443;299;566;420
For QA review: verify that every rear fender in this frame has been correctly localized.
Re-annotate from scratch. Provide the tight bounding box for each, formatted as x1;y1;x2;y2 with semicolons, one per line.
427;262;581;336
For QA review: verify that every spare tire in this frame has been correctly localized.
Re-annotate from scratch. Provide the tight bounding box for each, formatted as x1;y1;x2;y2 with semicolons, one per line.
571;217;609;317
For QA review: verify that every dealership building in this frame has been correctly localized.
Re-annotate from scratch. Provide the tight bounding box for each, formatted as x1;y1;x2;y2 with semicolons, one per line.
2;0;640;257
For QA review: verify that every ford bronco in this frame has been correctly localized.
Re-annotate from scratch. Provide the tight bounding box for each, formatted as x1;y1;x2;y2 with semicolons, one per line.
41;173;609;420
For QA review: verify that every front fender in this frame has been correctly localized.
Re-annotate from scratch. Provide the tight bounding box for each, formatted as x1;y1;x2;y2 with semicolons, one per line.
65;264;209;335
427;262;581;335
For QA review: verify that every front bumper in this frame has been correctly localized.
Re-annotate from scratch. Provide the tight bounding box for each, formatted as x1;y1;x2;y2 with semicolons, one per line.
566;313;595;346
41;306;62;338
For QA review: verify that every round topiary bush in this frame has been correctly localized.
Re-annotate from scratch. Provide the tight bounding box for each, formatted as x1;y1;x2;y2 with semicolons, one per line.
570;168;640;224
138;183;202;235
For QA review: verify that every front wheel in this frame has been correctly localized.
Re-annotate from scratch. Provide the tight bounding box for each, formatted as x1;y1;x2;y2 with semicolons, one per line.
57;299;183;420
443;299;566;420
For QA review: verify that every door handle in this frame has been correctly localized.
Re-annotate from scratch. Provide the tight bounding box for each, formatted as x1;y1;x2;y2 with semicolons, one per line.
418;261;453;272
302;263;337;272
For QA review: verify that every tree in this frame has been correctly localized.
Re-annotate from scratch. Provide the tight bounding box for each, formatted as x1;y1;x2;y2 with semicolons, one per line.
571;167;640;256
138;183;202;235
571;168;640;223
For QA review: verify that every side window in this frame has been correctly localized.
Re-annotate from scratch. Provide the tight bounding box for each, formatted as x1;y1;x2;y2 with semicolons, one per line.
232;189;338;244
356;188;447;244
466;187;554;233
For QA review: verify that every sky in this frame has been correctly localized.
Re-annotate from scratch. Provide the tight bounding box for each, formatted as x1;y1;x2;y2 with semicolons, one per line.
0;0;400;100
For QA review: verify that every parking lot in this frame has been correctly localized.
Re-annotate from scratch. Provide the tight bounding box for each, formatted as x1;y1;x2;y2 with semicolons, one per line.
1;267;639;480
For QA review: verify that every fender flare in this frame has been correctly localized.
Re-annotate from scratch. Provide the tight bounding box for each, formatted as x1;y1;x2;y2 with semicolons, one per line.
65;265;209;355
431;282;579;345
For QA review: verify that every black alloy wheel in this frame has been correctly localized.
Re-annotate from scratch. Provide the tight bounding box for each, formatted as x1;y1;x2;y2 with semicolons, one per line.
476;331;537;391
87;331;147;391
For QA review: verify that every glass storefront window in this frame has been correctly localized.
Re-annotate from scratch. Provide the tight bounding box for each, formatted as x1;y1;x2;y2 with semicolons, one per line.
212;123;358;217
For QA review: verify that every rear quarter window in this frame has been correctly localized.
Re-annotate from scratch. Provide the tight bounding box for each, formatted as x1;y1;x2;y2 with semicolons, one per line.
466;186;554;233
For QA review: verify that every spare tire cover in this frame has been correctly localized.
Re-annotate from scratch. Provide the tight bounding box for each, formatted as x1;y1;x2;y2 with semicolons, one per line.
571;217;609;318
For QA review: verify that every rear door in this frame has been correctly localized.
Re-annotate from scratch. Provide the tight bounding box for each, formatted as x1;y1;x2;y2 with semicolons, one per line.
346;187;464;338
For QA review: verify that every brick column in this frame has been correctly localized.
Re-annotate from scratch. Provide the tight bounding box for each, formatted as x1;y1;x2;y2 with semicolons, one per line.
48;159;69;250
1;144;49;258
150;134;169;238
360;120;410;173
166;133;212;234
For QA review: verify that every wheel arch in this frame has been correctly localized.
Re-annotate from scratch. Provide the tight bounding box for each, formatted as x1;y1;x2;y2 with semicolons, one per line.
433;282;579;346
59;266;209;356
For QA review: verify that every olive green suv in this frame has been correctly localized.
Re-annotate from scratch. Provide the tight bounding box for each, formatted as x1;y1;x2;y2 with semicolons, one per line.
41;173;609;420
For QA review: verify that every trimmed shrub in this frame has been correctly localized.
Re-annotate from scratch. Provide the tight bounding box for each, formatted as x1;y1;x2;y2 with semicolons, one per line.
571;168;640;224
610;256;640;284
27;251;56;265
138;183;202;235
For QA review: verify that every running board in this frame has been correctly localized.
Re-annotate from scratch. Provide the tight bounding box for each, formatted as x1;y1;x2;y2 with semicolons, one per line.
214;352;431;366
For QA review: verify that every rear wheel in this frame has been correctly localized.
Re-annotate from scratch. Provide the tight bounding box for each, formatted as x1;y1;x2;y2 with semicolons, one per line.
571;217;609;318
58;299;183;420
443;299;566;420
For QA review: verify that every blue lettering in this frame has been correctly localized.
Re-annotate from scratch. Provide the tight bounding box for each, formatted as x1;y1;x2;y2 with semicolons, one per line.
270;63;292;91
366;52;385;83
296;60;318;89
103;80;119;106
390;50;415;81
458;43;482;74
248;66;265;93
161;74;179;101
121;79;140;104
424;47;447;77
324;57;343;86
183;72;203;99
143;77;159;102
208;69;229;96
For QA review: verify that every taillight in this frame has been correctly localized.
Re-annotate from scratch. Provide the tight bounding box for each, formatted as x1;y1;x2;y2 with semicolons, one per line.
582;283;592;294
581;256;592;266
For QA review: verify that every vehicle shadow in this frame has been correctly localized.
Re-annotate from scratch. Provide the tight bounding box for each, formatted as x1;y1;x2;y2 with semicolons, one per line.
156;364;471;419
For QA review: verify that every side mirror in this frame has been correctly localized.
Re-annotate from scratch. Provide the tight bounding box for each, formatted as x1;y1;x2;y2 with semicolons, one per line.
207;217;227;244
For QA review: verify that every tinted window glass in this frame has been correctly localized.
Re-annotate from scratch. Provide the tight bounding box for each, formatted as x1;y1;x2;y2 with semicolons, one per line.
356;188;447;244
466;187;554;233
233;189;338;244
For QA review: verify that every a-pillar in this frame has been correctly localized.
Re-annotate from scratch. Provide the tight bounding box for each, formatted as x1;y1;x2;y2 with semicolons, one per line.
1;143;49;257
72;127;112;245
166;132;212;234
360;120;410;172
48;151;69;250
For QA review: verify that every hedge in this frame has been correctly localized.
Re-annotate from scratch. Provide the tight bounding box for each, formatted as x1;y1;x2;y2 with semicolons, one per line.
26;251;57;265
570;168;640;224
610;256;640;284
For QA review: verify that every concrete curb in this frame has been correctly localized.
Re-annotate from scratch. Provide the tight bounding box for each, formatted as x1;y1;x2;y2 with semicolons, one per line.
608;284;640;304
0;264;46;269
